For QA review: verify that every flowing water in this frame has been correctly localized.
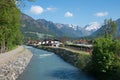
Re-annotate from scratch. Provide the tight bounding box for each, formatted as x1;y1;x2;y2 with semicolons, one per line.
17;46;94;80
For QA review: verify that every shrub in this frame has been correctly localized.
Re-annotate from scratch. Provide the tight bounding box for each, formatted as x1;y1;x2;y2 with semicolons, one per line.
88;37;120;80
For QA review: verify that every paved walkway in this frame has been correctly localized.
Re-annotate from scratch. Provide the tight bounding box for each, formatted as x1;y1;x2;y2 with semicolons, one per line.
48;46;90;55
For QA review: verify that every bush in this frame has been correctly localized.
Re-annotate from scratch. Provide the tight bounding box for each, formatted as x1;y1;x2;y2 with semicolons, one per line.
87;37;120;80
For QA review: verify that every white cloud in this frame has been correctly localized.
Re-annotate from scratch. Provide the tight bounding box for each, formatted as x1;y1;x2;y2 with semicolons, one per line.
30;5;44;14
46;7;56;11
95;12;108;17
64;11;73;17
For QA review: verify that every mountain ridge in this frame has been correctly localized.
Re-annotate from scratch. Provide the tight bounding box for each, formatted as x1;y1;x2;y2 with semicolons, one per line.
20;13;101;40
91;18;120;37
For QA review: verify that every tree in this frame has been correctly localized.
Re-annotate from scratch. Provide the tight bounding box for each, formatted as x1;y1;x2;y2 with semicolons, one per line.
103;19;117;38
91;37;114;75
88;37;120;80
15;0;36;6
0;0;23;52
87;19;120;80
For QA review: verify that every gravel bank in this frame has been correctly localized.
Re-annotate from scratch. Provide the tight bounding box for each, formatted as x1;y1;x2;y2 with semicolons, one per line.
0;46;33;80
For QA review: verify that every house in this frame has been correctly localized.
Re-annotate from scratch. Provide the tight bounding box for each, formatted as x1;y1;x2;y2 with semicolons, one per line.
51;39;62;47
73;39;88;44
27;40;41;46
33;40;41;46
42;39;62;47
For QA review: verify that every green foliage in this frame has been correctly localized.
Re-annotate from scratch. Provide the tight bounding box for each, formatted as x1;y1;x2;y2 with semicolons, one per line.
85;19;119;80
103;19;117;38
88;37;120;80
92;19;117;38
0;0;23;52
76;54;91;69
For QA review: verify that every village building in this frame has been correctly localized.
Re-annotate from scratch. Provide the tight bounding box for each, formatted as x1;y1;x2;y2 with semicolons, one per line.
42;39;62;47
65;39;93;53
27;40;41;46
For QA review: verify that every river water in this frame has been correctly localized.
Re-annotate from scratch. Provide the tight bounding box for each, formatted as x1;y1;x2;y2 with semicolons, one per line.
17;46;94;80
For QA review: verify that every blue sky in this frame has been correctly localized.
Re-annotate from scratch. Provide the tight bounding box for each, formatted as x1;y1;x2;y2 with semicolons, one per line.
20;0;120;27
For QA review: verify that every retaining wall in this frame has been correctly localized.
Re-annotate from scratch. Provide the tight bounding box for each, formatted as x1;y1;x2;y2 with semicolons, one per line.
36;46;90;70
0;46;33;80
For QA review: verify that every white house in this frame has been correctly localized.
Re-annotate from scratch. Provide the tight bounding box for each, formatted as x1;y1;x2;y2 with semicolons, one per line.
42;39;62;47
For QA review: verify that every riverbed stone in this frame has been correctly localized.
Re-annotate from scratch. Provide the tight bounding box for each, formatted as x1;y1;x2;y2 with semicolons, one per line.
0;46;33;80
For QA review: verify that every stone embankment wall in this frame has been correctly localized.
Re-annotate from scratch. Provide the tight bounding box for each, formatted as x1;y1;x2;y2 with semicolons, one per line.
0;46;33;80
36;46;90;70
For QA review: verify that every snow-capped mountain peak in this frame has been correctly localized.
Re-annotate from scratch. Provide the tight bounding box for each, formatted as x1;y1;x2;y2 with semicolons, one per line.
84;22;101;32
68;24;80;30
55;23;64;29
55;23;79;30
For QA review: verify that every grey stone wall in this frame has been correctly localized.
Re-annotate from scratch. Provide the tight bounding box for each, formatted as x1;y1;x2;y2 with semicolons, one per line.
0;47;33;80
36;46;90;70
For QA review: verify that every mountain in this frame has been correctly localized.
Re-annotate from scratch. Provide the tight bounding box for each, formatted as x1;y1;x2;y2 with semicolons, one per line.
36;19;64;37
21;13;49;34
91;18;120;37
84;22;101;33
116;18;120;36
20;13;97;40
55;23;91;37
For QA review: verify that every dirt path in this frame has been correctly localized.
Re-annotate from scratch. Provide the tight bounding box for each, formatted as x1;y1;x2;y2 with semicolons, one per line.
60;47;90;54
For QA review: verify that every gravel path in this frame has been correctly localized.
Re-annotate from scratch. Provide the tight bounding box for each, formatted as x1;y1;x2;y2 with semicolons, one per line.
0;46;33;80
0;46;29;66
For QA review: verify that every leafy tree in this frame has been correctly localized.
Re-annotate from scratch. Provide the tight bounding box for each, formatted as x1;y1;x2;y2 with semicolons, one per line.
88;37;120;80
103;19;117;38
0;0;23;52
91;37;113;76
85;19;120;80
15;0;36;7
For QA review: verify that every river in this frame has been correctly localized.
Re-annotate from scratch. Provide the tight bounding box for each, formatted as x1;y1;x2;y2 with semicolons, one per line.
17;46;94;80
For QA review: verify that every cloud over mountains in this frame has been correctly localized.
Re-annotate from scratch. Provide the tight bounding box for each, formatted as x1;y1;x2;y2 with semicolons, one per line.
94;12;108;17
64;11;73;17
30;5;44;14
30;5;56;15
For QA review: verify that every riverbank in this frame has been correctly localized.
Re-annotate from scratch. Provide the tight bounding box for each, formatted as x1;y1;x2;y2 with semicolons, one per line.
36;46;91;70
0;46;33;80
17;46;94;80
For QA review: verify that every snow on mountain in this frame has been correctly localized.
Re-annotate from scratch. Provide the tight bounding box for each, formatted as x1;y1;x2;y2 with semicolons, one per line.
91;18;120;37
55;23;82;31
67;24;82;30
68;24;77;30
84;22;101;32
55;23;64;29
21;13;100;38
